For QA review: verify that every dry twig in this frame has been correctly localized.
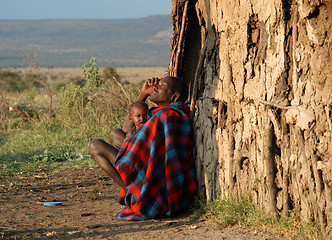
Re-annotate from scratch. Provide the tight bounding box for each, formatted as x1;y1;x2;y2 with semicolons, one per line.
0;93;34;124
111;76;130;103
23;52;54;116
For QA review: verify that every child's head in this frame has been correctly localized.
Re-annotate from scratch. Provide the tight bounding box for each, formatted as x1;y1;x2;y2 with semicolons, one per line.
129;101;148;129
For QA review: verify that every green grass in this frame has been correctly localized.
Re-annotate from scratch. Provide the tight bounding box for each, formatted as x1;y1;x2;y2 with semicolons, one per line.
0;99;127;176
192;195;323;240
0;122;103;176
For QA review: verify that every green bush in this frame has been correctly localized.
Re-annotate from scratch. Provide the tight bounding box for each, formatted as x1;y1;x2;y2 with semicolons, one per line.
0;70;26;92
55;82;66;91
57;58;136;133
82;57;104;88
24;73;43;88
103;65;120;82
71;76;87;88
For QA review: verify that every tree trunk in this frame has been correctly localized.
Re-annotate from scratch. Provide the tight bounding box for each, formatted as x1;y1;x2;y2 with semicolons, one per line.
169;0;331;236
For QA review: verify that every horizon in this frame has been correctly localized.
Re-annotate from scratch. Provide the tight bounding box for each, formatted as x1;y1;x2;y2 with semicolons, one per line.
0;14;171;22
0;15;173;68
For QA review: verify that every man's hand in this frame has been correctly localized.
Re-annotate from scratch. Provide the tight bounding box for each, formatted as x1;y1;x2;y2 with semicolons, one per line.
138;77;160;101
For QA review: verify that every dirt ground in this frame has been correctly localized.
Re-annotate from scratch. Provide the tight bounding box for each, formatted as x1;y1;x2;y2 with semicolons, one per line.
0;168;287;240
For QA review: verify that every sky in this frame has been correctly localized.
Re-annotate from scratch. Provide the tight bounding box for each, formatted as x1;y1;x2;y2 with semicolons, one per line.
0;0;172;20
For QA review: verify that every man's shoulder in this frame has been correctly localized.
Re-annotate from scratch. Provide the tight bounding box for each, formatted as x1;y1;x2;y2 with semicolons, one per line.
150;102;189;115
149;103;191;125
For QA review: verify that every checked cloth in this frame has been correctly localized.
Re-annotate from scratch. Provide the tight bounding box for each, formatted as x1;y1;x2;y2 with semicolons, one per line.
114;102;197;220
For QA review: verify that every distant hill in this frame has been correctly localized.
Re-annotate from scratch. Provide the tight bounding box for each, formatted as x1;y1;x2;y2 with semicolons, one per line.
0;15;172;68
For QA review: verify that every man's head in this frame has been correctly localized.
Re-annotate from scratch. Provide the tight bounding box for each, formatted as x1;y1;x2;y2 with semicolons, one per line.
149;76;188;106
129;101;148;129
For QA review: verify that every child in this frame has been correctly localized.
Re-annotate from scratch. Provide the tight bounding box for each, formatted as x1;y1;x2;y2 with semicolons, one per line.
108;101;148;205
108;101;148;150
125;101;148;138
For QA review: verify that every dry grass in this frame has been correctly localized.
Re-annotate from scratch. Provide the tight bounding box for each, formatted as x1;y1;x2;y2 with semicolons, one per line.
116;67;169;83
8;67;169;85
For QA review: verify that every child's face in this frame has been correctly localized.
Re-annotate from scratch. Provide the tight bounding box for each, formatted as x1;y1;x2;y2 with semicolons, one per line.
130;105;147;129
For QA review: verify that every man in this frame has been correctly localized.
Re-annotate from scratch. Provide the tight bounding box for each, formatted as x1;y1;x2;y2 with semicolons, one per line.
89;76;196;220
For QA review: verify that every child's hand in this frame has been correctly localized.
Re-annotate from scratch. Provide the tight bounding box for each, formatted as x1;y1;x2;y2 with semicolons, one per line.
126;127;136;139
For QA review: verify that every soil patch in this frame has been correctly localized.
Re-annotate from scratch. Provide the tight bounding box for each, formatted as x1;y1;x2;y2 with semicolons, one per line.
0;168;285;239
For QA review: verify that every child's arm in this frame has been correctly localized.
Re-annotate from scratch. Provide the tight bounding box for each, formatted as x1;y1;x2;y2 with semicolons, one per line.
126;127;136;139
122;113;134;133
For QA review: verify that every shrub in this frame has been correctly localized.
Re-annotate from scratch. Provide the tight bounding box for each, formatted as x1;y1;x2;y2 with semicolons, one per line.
56;57;136;136
103;65;120;82
0;70;27;92
71;76;87;88
55;82;66;91
24;73;43;88
82;57;104;88
57;83;91;128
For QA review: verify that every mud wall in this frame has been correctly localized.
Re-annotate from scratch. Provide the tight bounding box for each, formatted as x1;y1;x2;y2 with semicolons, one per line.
169;0;331;235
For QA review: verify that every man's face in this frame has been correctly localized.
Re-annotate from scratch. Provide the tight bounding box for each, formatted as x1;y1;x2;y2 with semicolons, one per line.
149;77;175;106
130;105;147;129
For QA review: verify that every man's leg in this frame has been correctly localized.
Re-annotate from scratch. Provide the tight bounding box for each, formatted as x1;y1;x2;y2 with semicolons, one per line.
109;128;126;150
89;138;127;192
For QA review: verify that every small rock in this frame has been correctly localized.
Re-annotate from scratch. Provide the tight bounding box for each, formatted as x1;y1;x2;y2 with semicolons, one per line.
87;224;100;229
46;231;58;236
189;225;198;229
81;213;92;217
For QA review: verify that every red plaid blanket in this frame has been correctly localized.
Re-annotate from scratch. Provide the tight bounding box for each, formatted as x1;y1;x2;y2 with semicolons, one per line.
114;102;196;220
